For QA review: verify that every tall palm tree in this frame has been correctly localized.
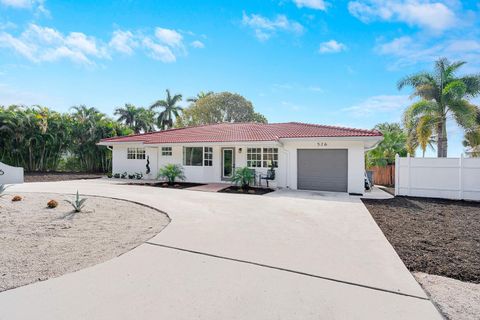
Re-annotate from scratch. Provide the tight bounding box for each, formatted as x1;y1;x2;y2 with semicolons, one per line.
114;104;138;131
399;58;480;157
134;108;156;133
187;91;214;103
150;89;183;130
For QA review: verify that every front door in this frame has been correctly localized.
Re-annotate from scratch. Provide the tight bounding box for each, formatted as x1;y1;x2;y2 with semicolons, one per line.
222;148;235;180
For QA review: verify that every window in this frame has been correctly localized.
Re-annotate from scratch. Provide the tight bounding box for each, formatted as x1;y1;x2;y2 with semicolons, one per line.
161;147;172;156
204;147;213;166
127;147;145;160
247;148;262;168
263;148;278;168
183;147;203;166
247;147;278;168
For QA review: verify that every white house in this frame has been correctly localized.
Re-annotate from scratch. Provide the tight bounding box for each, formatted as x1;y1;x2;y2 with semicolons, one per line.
98;122;382;194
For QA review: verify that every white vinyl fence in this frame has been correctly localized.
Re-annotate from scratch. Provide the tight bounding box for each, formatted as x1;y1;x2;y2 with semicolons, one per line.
395;155;480;201
0;162;24;184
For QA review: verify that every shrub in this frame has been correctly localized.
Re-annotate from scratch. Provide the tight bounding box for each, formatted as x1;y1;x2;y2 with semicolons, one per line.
113;173;121;178
157;164;185;185
11;195;22;202
47;199;58;208
128;174;135;179
107;173;113;178
120;172;127;179
65;191;87;212
231;167;255;190
135;172;143;180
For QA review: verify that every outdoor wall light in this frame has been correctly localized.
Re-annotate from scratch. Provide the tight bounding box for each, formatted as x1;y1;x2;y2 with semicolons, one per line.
238;148;242;153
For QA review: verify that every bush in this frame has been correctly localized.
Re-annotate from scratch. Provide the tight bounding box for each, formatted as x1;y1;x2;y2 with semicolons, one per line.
128;174;135;179
120;172;127;179
47;199;58;208
113;173;121;178
157;164;185;185
107;173;113;178
231;167;255;190
12;195;22;202
135;172;143;180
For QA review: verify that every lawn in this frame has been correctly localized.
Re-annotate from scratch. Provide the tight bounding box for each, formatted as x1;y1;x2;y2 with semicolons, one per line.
362;196;480;283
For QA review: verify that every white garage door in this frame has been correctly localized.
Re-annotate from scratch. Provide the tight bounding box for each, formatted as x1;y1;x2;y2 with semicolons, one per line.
297;149;348;192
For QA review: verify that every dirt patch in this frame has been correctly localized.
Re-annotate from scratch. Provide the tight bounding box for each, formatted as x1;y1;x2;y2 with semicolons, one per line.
414;272;480;320
0;192;169;292
218;186;274;195
25;172;102;182
362;196;480;283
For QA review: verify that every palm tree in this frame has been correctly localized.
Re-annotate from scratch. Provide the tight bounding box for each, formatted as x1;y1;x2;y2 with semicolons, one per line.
187;91;213;103
134;108;156;133
114;104;138;131
366;123;408;167
399;58;480;157
150;89;183;130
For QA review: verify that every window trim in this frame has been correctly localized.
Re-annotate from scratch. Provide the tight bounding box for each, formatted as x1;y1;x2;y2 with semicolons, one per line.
127;147;146;160
161;146;172;156
182;146;214;167
246;147;278;168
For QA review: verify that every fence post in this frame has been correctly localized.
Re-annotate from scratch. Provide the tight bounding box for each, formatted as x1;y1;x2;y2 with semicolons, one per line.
395;154;399;196
407;153;411;196
459;154;464;200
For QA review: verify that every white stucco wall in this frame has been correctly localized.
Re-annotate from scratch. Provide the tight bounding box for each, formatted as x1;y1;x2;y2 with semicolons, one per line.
110;138;372;194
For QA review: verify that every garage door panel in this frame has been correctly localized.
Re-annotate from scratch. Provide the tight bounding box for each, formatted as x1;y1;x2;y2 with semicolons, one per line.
297;149;348;192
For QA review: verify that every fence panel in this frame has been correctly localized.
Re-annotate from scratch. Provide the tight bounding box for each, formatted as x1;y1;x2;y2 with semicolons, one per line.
395;155;480;201
369;165;395;186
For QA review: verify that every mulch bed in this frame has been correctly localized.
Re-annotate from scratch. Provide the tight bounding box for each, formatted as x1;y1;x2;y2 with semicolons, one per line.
218;186;274;195
123;181;205;189
25;172;103;182
362;196;480;283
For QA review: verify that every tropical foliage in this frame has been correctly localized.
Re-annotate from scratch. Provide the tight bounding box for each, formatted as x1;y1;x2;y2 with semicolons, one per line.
0;105;132;172
399;58;480;157
65;190;88;212
231;166;255;189
176;92;267;127
150;89;183;130
157;164;186;185
463;112;480;157
366;123;408;167
114;103;156;134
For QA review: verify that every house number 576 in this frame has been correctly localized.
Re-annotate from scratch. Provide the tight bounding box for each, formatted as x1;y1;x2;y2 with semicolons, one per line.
317;142;327;147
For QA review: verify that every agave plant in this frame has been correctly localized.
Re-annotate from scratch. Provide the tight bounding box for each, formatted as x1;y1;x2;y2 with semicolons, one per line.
65;190;88;212
0;184;9;197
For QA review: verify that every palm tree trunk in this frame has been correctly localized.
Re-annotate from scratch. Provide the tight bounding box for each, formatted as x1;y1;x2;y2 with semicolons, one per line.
437;118;448;157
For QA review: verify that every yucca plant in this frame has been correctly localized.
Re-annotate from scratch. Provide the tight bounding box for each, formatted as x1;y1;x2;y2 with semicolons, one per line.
157;164;185;185
231;167;255;190
65;190;87;212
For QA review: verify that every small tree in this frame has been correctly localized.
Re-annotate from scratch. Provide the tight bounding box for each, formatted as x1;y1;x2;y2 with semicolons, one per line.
157;164;186;185
231;167;255;190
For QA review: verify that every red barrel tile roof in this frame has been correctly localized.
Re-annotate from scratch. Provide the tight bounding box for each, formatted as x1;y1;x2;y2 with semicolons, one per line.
99;122;382;144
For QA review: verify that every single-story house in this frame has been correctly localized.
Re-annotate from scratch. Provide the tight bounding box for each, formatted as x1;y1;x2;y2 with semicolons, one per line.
98;122;382;194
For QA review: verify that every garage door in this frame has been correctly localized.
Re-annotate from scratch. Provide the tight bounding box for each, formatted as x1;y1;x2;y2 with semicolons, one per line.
297;149;348;192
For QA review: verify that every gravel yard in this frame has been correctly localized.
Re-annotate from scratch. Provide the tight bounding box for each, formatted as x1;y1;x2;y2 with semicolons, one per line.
0;192;169;292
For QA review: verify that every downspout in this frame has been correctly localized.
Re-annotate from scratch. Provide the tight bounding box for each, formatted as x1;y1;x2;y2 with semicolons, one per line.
277;139;289;188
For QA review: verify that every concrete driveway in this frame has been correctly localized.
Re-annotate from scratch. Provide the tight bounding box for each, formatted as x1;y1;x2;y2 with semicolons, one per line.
0;180;441;319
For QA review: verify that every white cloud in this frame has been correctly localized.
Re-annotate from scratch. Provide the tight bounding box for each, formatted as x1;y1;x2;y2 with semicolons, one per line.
318;40;347;53
375;36;480;69
109;30;137;55
142;37;176;63
155;27;183;48
191;40;205;48
343;95;411;116
0;0;48;15
0;24;205;65
0;24;105;64
242;12;304;41
293;0;328;10
348;0;457;32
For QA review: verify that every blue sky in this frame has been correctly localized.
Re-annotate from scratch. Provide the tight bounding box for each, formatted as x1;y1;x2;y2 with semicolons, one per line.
1;0;479;156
